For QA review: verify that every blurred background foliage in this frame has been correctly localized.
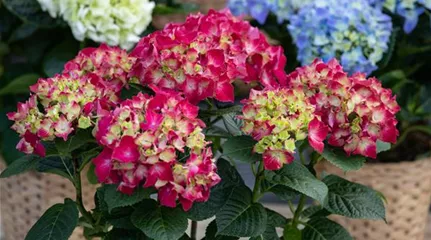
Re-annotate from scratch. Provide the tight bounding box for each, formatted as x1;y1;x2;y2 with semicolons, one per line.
0;0;430;164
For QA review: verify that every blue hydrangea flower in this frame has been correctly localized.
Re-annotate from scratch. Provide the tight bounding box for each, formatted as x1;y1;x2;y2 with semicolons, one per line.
369;0;431;33
228;0;311;24
288;0;393;75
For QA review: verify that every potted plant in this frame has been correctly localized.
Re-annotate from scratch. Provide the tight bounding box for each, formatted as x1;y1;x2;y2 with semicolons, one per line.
226;0;431;239
1;8;402;240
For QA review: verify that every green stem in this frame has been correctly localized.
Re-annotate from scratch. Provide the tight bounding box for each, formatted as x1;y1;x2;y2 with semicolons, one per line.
191;221;197;240
292;195;306;228
199;105;242;118
252;162;264;202
299;151;306;165
73;158;95;226
287;200;295;215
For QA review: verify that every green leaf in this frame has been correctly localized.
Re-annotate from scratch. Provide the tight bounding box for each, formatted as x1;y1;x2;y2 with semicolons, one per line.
222;136;261;163
204;125;231;138
55;129;94;156
302;217;352;240
222;112;243;136
216;186;267;237
0;42;10;56
376;140;391;153
86;163;98;184
301;206;330;219
8;23;38;42
3;0;59;28
264;161;328;204
283;225;301;240
131;199;188;240
43;40;79;76
268;185;297;201
105;207;136;230
251;208;288;240
322;175;385;220
36;156;74;181
1;128;25;165
204;220;238;240
266;208;288;228
321;147;366;172
0;155;40;178
25;199;79;240
105;228;149;240
79;147;102;171
187;159;244;221
0;73;39;95
103;184;152;212
260;180;297;201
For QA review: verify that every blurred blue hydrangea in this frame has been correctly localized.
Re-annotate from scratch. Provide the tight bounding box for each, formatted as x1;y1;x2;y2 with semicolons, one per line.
369;0;431;33
288;0;393;75
227;0;311;24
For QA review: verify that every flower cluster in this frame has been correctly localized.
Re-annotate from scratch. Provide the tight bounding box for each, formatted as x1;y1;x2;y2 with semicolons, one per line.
369;0;431;33
287;58;400;159
130;9;287;104
93;90;220;210
64;44;136;92
7;45;131;157
37;0;155;49
228;0;311;24
241;58;399;170
240;88;316;170
288;0;393;75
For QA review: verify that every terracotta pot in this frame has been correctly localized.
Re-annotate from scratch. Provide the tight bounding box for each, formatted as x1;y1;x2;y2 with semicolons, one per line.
317;159;431;240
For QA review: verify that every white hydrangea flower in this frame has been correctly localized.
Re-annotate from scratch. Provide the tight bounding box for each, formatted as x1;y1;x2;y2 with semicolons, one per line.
37;0;155;50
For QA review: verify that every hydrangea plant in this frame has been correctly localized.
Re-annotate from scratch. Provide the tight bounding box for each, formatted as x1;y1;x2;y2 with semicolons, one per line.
1;10;399;240
369;0;431;33
37;0;155;49
228;0;311;24
287;0;393;75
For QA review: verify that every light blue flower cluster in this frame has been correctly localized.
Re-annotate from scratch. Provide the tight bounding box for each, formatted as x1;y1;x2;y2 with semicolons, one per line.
369;0;431;33
227;0;311;24
287;0;393;75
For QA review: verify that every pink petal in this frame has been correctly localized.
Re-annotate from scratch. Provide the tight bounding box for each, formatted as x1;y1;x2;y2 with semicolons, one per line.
93;148;113;182
206;49;225;67
144;162;174;187
158;184;178;208
141;111;164;132
380;124;398;144
178;100;199;118
353;137;377;159
112;136;140;163
179;197;193;211
308;118;329;153
262;150;294;171
117;183;135;195
215;81;234;102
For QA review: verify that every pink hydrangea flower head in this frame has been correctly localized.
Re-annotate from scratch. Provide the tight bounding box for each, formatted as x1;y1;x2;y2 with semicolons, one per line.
287;58;400;158
92;91;220;210
8;71;121;156
240;87;316;170
130;9;286;104
64;44;137;92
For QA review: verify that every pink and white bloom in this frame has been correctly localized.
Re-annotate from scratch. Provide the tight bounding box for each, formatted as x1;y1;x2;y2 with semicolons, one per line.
130;9;286;104
92;90;220;211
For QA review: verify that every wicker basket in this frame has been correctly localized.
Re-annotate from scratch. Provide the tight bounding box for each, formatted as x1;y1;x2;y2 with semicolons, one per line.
0;159;98;240
318;158;431;240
